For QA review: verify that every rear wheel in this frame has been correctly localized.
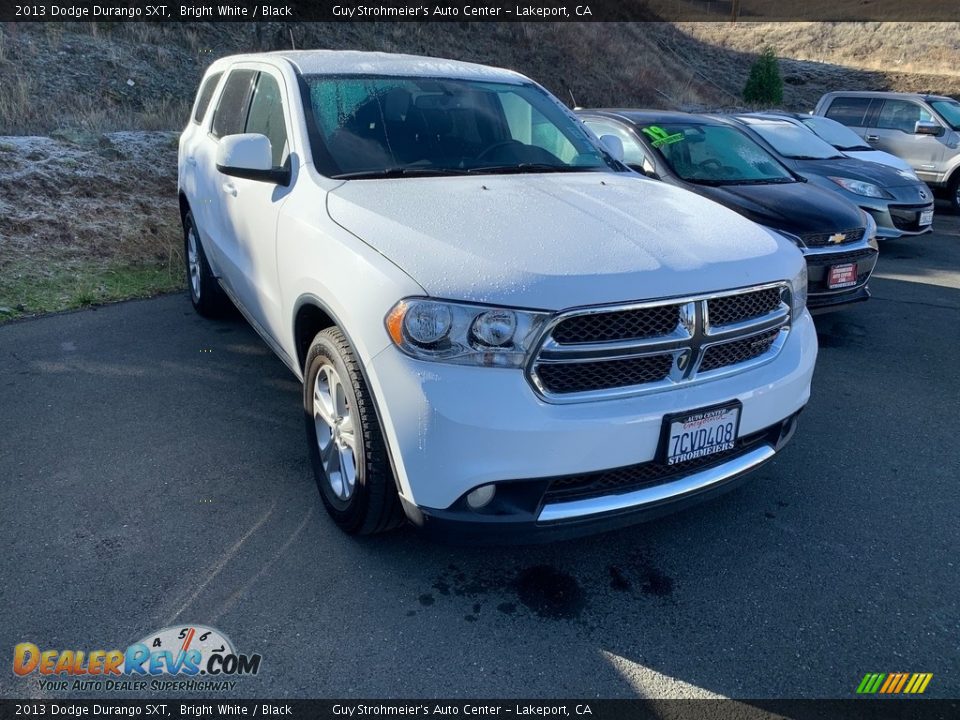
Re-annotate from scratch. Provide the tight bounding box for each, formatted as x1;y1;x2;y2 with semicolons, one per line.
304;327;405;535
183;210;226;317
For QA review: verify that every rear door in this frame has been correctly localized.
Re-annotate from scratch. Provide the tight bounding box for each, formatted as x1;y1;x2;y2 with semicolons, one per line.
867;99;945;181
204;68;258;272
179;70;225;269
215;66;294;342
820;96;875;139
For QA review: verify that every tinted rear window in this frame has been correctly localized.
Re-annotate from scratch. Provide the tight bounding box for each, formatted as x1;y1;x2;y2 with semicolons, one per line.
211;69;257;139
824;97;873;127
192;72;222;124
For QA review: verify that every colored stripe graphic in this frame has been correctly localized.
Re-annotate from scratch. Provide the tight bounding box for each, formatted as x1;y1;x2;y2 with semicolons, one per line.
857;672;932;694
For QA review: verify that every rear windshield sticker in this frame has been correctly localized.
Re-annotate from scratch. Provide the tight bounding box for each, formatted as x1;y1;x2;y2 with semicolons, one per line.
641;126;684;148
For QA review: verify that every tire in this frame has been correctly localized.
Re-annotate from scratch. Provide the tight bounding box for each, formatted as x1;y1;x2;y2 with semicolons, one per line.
183;210;226;317
303;327;405;535
949;173;960;214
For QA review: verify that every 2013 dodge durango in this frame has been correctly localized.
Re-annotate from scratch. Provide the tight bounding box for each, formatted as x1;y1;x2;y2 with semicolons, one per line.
177;50;818;541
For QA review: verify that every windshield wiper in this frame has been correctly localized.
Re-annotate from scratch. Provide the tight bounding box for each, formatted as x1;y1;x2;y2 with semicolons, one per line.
331;167;472;179
466;163;589;175
838;145;872;152
730;177;796;185
787;155;841;160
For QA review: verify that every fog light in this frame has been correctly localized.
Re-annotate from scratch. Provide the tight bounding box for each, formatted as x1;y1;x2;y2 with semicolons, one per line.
466;484;496;510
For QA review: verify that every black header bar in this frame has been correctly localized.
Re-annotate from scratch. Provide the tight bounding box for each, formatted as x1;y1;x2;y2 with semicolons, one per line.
1;0;958;22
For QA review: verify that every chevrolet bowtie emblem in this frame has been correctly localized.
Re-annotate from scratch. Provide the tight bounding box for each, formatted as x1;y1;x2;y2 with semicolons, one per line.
828;232;845;244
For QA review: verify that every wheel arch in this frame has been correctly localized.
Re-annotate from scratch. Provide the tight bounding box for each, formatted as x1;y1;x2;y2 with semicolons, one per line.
293;293;410;506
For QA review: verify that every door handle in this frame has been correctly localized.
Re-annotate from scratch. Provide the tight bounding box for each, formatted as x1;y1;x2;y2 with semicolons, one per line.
186;156;197;166
865;135;879;142
221;182;237;197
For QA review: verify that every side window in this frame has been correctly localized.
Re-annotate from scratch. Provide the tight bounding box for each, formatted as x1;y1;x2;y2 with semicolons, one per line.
245;73;289;167
824;97;873;127
875;100;933;133
500;93;579;163
211;69;257;139
583;118;649;166
192;72;222;125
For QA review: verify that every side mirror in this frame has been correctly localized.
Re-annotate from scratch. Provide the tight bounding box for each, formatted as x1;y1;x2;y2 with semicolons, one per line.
216;133;289;184
914;121;944;137
599;134;625;163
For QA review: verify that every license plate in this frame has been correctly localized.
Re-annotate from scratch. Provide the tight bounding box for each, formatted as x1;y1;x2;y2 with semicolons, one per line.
662;403;741;466
828;263;857;289
919;209;934;226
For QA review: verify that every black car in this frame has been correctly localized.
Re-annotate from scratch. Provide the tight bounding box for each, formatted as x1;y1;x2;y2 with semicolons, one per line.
578;109;879;312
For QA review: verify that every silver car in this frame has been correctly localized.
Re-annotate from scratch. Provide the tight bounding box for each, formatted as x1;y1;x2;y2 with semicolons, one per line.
725;115;935;239
814;91;960;211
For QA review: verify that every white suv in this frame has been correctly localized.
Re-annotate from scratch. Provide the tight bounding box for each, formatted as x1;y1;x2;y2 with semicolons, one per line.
178;51;817;541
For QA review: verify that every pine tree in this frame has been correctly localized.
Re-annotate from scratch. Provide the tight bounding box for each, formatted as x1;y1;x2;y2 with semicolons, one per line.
743;47;783;106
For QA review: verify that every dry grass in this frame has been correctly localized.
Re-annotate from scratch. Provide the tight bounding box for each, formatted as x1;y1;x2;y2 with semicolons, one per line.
0;132;183;320
679;22;960;77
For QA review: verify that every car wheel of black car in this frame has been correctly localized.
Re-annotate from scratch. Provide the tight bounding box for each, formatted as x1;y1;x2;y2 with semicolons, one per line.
304;327;405;535
183;210;227;317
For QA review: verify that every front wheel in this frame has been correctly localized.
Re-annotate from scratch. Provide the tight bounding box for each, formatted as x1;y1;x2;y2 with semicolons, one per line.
303;327;405;535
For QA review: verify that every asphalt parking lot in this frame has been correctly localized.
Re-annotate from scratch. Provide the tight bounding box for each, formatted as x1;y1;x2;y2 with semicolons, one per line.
1;208;957;700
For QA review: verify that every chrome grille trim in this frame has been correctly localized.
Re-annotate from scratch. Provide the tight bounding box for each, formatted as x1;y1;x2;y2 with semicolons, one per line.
527;282;791;404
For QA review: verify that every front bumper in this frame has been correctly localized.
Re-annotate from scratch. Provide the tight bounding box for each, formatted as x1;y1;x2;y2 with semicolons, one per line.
803;241;879;313
365;310;817;538
861;201;934;239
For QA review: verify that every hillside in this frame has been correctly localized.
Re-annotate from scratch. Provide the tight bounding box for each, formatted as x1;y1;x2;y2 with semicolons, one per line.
1;21;958;319
2;22;959;136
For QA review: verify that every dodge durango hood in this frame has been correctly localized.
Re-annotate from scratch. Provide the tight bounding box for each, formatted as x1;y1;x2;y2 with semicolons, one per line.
326;173;801;309
693;181;865;237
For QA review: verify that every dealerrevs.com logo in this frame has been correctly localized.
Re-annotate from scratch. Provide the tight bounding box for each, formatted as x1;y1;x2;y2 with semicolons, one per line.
13;625;262;692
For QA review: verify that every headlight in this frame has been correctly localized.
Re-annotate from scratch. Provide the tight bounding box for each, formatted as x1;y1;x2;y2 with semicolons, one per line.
828;176;894;199
790;264;808;317
385;298;550;367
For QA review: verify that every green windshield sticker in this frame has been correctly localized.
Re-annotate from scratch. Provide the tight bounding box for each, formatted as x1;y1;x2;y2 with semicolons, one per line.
641;126;684;148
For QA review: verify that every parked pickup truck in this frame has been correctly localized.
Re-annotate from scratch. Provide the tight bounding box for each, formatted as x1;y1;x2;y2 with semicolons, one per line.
178;50;817;541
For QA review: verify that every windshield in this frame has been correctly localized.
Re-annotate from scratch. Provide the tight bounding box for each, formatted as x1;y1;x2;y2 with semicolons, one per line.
746;120;845;160
641;122;794;185
299;75;614;178
800;116;871;151
931;100;960;131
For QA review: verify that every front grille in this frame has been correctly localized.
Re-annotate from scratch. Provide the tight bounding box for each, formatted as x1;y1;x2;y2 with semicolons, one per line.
537;355;673;394
529;284;791;402
707;287;781;327
799;227;864;248
552;304;678;344
543;427;774;503
805;247;877;267
700;329;781;373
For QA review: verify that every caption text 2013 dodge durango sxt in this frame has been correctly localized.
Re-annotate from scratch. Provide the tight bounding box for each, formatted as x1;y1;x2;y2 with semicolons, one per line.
177;50;817;541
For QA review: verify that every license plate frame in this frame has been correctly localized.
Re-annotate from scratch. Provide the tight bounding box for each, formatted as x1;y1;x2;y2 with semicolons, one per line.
828;262;858;290
659;401;742;467
919;209;934;226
